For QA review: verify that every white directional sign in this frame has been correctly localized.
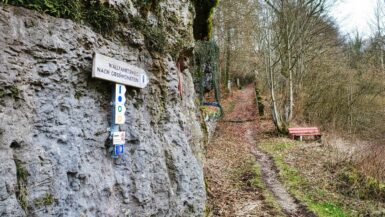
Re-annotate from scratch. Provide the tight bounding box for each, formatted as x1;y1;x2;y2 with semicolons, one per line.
112;131;125;144
115;84;126;125
92;53;149;88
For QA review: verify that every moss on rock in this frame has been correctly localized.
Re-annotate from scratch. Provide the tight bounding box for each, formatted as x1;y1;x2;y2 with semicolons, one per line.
192;0;219;40
1;0;121;35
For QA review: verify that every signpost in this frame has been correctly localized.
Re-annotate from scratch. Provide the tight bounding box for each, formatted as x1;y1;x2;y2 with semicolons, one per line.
92;53;149;88
92;52;149;158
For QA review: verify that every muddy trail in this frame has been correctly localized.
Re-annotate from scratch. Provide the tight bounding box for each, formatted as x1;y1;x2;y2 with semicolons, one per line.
205;86;314;217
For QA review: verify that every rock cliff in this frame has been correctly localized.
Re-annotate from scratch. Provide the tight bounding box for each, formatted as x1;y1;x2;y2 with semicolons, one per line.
0;1;206;216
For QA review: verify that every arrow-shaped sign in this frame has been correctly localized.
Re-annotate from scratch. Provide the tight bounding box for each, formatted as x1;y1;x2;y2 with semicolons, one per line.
92;53;149;88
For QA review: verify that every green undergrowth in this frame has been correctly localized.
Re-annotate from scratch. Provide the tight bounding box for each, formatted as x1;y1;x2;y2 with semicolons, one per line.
1;0;122;35
336;165;385;203
259;140;351;217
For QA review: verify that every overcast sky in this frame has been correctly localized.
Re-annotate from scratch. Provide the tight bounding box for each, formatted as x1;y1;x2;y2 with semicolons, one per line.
330;0;377;39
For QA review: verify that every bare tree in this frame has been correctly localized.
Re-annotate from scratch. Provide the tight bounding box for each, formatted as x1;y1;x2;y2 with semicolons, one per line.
213;0;260;88
260;0;328;132
372;0;385;73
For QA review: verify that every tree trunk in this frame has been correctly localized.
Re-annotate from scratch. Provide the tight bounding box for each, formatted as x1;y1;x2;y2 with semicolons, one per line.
381;48;384;74
266;27;284;132
224;28;231;85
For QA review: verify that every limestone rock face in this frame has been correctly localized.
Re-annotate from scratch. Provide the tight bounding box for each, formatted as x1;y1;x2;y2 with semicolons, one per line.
0;1;205;216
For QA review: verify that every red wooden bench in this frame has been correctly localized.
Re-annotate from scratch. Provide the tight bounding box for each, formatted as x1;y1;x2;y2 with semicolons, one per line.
288;127;321;141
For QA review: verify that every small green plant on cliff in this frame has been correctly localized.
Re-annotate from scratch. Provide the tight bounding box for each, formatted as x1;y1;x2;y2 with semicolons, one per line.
10;85;20;100
15;159;29;212
0;89;4;98
135;0;164;15
83;1;119;34
34;193;55;207
130;16;167;53
144;26;166;53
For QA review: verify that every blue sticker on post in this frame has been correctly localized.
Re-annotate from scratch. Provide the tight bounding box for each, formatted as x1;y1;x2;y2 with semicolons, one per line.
114;144;124;155
114;84;126;125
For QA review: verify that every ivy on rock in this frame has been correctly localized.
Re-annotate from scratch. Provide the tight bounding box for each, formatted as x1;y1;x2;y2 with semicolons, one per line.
194;40;221;110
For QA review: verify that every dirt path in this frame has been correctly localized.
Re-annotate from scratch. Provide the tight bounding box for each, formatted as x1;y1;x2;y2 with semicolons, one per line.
249;130;314;217
205;86;313;217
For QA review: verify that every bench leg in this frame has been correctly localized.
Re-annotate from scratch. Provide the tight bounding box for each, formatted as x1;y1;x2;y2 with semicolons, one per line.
299;136;303;141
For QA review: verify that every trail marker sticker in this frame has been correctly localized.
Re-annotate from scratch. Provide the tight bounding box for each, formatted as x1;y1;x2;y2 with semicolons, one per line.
114;144;124;155
92;53;149;88
115;84;126;125
112;131;125;144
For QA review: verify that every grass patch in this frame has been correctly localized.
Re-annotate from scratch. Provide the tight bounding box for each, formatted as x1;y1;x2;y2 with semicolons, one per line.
259;139;351;217
310;202;346;217
250;164;264;189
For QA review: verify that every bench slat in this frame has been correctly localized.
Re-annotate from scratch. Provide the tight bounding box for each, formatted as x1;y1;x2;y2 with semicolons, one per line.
289;127;318;130
289;130;318;132
288;127;321;140
290;132;321;134
289;130;320;133
291;133;321;136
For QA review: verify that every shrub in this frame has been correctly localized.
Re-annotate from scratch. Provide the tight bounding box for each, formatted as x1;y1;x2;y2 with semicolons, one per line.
337;166;385;202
